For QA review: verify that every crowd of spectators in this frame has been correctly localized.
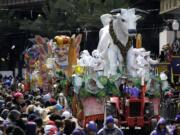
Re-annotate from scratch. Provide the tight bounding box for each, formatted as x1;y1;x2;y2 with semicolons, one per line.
0;74;179;135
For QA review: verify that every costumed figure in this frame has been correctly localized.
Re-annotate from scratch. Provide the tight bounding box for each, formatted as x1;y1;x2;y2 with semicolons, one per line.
54;35;71;70
54;34;82;76
92;49;105;77
127;48;146;77
127;48;159;81
139;51;159;81
77;50;93;67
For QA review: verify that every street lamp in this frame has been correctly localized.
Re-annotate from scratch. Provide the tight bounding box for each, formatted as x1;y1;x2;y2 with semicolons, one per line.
172;19;179;42
172;20;179;31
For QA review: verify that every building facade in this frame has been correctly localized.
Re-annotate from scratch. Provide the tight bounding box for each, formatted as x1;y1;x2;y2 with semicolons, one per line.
160;0;180;18
0;0;44;6
159;0;180;89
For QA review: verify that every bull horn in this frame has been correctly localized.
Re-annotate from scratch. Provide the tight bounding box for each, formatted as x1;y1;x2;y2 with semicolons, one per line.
135;8;149;14
110;8;121;14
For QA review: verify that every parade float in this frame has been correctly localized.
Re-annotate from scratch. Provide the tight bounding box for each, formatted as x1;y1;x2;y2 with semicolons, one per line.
23;8;176;131
69;8;162;129
23;34;82;94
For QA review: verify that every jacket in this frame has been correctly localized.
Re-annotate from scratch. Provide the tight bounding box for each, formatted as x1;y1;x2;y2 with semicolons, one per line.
150;117;169;135
97;125;124;135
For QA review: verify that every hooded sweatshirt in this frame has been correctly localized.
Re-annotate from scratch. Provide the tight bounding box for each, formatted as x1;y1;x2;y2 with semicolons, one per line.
150;117;169;135
98;115;124;135
98;124;124;135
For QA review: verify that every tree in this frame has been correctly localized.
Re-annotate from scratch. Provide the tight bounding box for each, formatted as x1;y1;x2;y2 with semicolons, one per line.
0;8;24;71
19;0;130;36
0;10;19;34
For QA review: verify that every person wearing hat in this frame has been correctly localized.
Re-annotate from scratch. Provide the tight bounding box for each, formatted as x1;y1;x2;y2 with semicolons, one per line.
61;110;72;119
62;111;77;135
97;115;124;135
12;92;24;110
44;120;58;135
52;104;63;115
85;121;98;135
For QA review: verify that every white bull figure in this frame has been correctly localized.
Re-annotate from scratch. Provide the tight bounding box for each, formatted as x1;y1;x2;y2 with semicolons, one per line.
97;8;144;76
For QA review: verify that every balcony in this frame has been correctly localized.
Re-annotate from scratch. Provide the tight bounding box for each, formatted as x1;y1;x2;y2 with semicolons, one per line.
160;0;180;14
0;0;45;8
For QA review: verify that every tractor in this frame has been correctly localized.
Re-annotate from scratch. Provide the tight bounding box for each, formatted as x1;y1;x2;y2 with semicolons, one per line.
106;85;160;134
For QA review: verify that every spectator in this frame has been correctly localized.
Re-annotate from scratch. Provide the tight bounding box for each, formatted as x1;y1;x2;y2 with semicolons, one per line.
169;114;180;135
150;117;170;135
64;118;76;135
12;92;24;110
72;128;86;135
5;125;25;135
55;119;64;135
44;120;58;135
26;121;37;135
49;114;62;121
98;115;124;135
20;102;27;113
62;110;80;128
34;117;44;135
7;110;21;124
1;109;9;120
62;110;72;120
26;105;36;116
86;121;98;135
53;104;63;115
175;114;180;124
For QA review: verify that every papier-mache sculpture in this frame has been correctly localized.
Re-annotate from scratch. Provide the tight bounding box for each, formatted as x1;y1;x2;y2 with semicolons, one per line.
97;8;142;76
75;8;158;79
54;34;82;76
77;49;105;76
77;50;93;67
127;48;146;77
127;48;159;80
92;49;105;76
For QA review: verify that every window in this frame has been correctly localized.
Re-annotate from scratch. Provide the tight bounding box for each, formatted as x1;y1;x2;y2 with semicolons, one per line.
166;0;169;10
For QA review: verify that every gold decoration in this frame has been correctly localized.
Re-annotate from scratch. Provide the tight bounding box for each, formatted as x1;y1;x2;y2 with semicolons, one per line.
68;34;82;76
54;35;71;47
136;33;142;48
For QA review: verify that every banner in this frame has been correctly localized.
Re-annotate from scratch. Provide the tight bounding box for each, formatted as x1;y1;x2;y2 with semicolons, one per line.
82;97;105;116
